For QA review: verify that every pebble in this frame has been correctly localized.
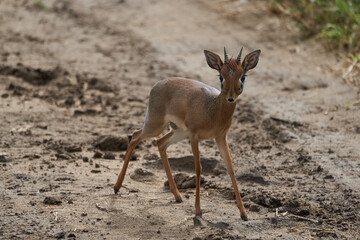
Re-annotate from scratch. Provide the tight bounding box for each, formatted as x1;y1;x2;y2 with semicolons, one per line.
43;197;62;205
103;152;115;159
93;151;103;158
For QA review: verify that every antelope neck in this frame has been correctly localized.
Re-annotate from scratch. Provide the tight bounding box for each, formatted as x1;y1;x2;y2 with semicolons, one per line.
212;91;236;126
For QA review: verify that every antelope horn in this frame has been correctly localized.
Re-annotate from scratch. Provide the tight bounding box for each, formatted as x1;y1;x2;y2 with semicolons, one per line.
224;46;229;64
236;47;243;65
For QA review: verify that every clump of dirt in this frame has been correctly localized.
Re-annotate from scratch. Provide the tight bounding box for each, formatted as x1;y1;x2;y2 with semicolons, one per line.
130;168;155;182
164;173;205;189
250;193;282;209
236;168;269;185
94;135;129;151
43;197;62;205
0;63;63;85
262;118;292;143
149;156;223;176
103;152;116;159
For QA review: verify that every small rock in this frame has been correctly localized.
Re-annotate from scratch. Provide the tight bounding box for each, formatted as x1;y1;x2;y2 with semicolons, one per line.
55;153;70;160
103;152;115;159
130;152;138;161
91;169;101;173
297;149;312;162
43;196;62;205
11;127;32;136
328;148;335;154
316;166;323;172
95;163;100;168
36;124;48;130
73;109;98;116
1;93;9;98
81;212;87;217
67;233;76;238
251;194;282;208
65;145;82;153
55;174;75;181
94;135;128;151
53;231;66;239
0;155;11;163
355;126;360;134
82;157;89;162
128;188;139;193
130;168;154;182
143;153;158;161
324;174;334;179
165;173;205;189
23;154;41;160
93;151;103;158
296;209;310;216
65;97;75;106
249;204;261;212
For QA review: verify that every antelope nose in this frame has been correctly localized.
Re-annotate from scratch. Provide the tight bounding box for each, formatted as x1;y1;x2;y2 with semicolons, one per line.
227;98;234;103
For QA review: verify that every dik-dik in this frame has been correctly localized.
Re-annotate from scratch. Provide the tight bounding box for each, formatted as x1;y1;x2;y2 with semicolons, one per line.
114;47;261;220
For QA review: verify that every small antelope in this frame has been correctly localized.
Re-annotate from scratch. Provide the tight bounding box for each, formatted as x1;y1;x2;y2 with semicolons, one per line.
114;47;261;220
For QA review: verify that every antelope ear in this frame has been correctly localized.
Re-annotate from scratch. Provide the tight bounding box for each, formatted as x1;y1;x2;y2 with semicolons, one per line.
242;50;261;72
204;50;223;72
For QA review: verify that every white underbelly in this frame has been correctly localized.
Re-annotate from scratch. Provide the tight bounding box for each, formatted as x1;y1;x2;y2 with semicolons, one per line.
164;114;188;131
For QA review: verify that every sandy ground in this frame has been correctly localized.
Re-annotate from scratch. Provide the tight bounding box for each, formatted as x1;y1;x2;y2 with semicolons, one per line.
1;0;360;239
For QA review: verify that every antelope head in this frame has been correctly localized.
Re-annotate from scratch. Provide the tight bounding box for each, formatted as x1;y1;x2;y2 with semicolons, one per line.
204;47;261;103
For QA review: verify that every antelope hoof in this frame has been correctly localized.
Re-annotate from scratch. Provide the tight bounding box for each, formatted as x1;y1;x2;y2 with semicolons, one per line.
176;198;183;203
193;215;203;226
114;186;119;194
241;214;248;221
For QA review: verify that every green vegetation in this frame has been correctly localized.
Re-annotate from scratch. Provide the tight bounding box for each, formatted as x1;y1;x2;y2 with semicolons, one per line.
33;0;47;9
270;0;360;56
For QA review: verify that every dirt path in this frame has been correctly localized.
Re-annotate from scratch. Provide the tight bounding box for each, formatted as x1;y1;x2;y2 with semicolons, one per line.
0;0;359;239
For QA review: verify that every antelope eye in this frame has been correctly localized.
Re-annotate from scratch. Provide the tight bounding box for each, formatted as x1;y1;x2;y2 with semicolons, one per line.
241;75;246;82
219;74;223;82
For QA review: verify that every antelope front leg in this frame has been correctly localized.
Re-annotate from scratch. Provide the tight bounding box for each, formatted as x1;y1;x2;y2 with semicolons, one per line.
114;129;142;194
216;135;248;221
190;138;202;216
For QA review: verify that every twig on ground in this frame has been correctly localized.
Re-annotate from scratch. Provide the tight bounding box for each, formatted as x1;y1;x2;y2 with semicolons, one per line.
343;58;358;79
289;214;319;223
289;223;308;232
95;203;108;212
